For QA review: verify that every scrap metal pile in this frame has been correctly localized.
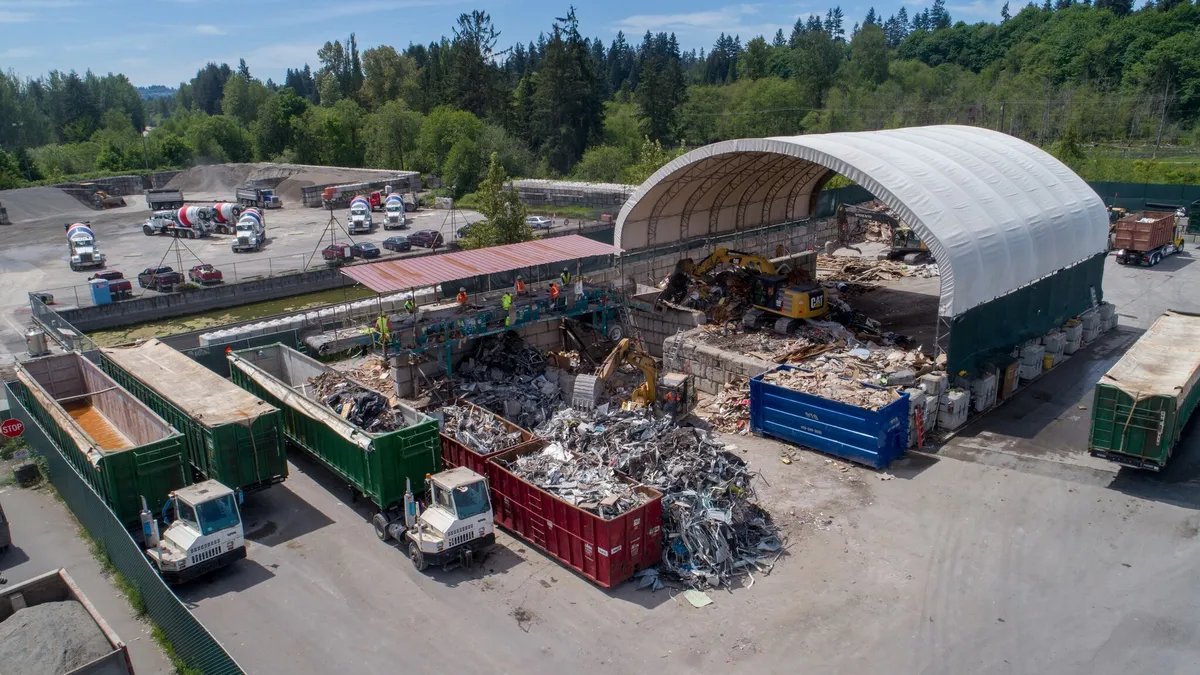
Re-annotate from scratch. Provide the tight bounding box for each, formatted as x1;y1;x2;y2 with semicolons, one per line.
512;407;782;589
454;332;562;429
441;402;529;456
310;371;402;432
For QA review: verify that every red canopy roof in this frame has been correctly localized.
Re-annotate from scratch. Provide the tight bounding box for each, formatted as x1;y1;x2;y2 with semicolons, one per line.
340;234;620;293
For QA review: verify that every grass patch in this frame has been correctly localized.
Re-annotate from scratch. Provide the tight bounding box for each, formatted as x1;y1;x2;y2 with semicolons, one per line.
0;437;28;461
151;624;204;675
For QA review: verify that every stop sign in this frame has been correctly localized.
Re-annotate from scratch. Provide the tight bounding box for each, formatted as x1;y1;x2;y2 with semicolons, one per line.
0;419;23;438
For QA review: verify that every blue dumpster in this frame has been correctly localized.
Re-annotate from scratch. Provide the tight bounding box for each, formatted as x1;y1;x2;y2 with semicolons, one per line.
749;364;909;469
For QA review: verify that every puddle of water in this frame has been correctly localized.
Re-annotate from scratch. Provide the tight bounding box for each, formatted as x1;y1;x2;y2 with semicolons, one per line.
89;285;377;346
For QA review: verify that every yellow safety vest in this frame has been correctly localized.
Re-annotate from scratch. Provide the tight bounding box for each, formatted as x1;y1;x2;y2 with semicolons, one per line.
501;293;512;310
376;315;391;338
561;271;571;285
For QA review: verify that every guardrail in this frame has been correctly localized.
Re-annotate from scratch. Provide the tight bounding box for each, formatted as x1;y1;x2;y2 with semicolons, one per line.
29;292;97;352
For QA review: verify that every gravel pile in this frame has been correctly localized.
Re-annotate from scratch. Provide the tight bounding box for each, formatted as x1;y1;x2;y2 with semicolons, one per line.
0;600;112;675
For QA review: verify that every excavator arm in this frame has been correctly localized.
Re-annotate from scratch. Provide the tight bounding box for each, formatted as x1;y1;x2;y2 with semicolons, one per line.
690;248;777;277
576;338;660;407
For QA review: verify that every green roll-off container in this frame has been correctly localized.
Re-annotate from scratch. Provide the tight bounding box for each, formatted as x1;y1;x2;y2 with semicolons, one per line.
11;353;187;529
1089;310;1200;470
99;339;287;493
226;344;440;512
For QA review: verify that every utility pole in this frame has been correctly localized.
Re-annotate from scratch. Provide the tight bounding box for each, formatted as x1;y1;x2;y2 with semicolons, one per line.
141;129;150;171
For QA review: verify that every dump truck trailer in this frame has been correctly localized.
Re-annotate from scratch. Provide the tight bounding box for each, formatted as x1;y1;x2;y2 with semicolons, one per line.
1113;210;1183;266
1089;310;1200;470
0;569;134;675
227;344;440;520
10;353;188;529
99;339;287;494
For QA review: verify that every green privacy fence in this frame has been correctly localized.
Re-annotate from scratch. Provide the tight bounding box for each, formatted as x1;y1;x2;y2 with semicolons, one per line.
4;381;246;675
946;252;1107;375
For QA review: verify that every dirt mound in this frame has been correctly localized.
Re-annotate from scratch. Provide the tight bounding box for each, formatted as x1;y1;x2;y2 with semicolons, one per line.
0;186;95;224
165;163;258;195
165;163;408;203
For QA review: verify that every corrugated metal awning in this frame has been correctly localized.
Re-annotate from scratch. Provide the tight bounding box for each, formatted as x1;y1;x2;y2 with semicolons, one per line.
340;234;620;293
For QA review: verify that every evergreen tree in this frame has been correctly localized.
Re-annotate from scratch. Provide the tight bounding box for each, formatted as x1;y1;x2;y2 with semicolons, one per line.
634;31;687;145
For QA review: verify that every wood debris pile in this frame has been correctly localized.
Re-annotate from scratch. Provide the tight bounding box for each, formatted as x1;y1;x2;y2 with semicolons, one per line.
696;379;751;433
817;256;938;282
760;367;899;410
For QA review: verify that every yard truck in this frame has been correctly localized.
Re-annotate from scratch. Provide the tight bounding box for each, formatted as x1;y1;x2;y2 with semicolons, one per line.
1089;310;1200;470
1113;210;1184;267
8;353;247;582
227;345;494;569
99;339;287;495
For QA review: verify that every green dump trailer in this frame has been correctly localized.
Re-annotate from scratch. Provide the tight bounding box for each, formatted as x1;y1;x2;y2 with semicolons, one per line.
99;339;287;494
10;353;187;529
1089;310;1200;470
227;344;440;514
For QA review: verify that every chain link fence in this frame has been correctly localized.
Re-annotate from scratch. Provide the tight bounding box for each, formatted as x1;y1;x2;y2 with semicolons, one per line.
4;380;247;675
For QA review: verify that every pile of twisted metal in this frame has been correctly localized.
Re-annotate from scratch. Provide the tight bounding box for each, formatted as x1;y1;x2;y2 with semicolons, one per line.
509;406;784;590
453;332;563;429
441;403;530;456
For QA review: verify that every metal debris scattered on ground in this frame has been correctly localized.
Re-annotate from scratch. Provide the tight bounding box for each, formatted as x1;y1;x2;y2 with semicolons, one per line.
454;332;561;429
530;406;783;590
441;402;530;456
311;371;402;431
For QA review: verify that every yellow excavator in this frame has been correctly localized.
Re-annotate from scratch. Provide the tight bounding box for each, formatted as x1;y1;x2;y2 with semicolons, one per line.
571;338;693;418
676;248;828;332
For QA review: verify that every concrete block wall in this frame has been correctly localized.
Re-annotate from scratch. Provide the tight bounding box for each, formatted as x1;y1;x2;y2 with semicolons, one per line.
667;328;775;396
628;292;706;359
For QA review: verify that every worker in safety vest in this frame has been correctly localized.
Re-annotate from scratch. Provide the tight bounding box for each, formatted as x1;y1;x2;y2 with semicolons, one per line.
514;275;526;296
456;287;468;306
502;291;515;328
403;297;416;314
549;282;561;310
374;313;391;355
560;268;571;286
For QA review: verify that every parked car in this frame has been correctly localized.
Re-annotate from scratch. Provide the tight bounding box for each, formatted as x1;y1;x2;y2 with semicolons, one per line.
188;263;224;284
88;269;133;299
457;223;474;238
322;243;354;265
137;266;183;291
526;216;553;230
350;242;381;259
408;229;444;248
383;236;411;252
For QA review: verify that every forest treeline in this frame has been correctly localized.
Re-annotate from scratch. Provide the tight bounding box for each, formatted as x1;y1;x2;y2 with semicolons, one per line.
1;0;1198;191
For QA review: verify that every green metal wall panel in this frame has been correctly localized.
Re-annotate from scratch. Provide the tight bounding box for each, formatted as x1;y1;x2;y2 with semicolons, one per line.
947;252;1106;375
99;353;288;493
1088;385;1175;466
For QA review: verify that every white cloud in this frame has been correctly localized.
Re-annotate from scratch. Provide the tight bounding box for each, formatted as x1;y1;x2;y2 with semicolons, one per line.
0;47;35;58
613;3;795;43
0;10;32;21
195;24;225;35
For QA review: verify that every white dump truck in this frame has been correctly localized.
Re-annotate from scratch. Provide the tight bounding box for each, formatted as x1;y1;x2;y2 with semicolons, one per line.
383;193;408;230
231;208;266;252
141;480;247;584
374;469;496;571
348;196;373;234
66;222;105;271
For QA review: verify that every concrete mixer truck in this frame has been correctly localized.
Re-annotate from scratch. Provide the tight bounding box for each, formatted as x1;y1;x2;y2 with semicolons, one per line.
348;196;373;234
383;193;408;230
231;208;267;252
143;206;214;238
210;202;242;234
66;222;106;271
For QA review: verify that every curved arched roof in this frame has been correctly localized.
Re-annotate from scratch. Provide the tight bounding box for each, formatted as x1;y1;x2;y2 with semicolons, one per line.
614;125;1108;317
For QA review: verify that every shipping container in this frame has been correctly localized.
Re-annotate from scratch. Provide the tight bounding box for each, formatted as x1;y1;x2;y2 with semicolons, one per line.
439;401;544;475
227;344;440;511
1113;210;1176;252
11;353;187;529
1089;310;1200;470
0;568;134;675
99;339;287;494
485;443;663;588
749;364;910;469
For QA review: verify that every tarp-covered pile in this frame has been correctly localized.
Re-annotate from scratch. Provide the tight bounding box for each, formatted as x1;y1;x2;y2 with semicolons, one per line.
516;406;782;589
311;371;402;431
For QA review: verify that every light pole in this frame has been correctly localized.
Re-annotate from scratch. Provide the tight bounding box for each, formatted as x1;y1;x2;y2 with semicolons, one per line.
141;128;150;171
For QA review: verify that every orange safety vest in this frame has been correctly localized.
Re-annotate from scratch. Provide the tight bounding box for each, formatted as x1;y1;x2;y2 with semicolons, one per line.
515;279;526;294
456;291;468;304
549;284;560;300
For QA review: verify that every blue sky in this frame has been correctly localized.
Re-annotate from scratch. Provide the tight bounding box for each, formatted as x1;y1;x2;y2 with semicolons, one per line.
0;0;1007;86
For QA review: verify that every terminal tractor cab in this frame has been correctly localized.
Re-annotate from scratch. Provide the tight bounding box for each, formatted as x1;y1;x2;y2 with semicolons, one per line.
140;480;247;584
674;248;828;334
373;468;496;572
571;338;694;419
